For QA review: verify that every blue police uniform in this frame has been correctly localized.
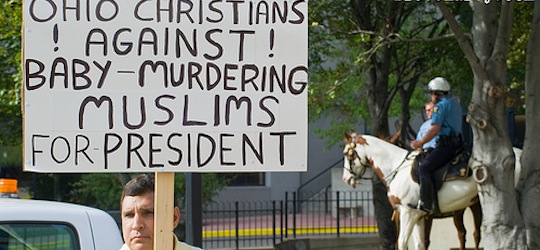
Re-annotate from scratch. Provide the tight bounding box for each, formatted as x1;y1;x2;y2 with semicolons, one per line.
431;96;463;137
415;95;463;212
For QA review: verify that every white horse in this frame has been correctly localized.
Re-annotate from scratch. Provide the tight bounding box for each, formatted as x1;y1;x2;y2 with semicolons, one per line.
341;133;521;249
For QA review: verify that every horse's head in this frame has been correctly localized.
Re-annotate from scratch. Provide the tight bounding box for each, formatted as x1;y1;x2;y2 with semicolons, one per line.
342;132;370;188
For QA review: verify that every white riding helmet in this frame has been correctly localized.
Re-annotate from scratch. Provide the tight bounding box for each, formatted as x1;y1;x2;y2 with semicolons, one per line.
428;77;451;92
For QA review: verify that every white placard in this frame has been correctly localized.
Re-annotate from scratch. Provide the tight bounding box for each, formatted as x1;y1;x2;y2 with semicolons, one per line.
23;0;308;173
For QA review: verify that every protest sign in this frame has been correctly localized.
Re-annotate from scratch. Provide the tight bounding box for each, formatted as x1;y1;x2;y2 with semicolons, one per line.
23;0;308;173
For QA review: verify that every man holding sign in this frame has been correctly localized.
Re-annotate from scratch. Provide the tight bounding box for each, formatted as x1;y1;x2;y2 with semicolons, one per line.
120;174;201;250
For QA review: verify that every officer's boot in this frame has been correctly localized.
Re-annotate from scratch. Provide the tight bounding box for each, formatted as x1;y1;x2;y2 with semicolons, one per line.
408;177;433;213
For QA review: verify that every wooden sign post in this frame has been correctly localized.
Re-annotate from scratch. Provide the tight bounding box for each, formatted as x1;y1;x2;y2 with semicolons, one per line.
154;172;175;250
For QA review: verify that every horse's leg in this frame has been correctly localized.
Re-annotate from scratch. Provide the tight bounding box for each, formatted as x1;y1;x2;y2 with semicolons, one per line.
470;202;483;250
423;215;433;249
392;210;400;249
452;209;466;250
397;206;425;250
411;216;426;250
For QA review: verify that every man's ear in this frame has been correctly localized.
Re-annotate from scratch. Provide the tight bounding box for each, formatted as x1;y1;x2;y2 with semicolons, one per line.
173;206;181;228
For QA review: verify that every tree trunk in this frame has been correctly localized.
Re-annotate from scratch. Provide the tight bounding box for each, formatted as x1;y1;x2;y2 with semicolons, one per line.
372;176;396;250
365;48;396;250
469;3;526;249
350;2;397;247
365;48;391;137
517;1;540;248
436;2;527;248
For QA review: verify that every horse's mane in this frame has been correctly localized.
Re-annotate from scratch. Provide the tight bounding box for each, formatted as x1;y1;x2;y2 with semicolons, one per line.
362;134;409;153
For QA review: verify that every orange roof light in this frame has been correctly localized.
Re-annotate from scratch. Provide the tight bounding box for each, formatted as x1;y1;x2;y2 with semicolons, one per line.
0;178;18;194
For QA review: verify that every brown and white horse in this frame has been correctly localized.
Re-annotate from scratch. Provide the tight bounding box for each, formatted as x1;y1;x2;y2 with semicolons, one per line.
385;131;482;250
392;200;482;250
342;133;521;249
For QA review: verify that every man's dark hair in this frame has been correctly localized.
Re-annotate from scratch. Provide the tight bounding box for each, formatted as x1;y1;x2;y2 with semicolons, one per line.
120;174;178;208
120;174;154;208
123;174;154;196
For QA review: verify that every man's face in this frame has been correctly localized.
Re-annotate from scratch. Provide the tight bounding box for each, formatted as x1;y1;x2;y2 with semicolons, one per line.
429;92;436;103
425;103;434;119
121;192;154;250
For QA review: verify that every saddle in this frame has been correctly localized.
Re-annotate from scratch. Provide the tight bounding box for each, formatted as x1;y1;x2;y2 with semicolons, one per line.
410;148;472;217
411;147;472;191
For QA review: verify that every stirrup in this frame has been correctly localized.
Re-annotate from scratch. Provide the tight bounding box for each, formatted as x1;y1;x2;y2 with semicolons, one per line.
407;201;432;214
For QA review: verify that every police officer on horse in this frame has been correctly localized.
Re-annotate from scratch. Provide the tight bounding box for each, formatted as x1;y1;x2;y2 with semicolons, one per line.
409;77;463;213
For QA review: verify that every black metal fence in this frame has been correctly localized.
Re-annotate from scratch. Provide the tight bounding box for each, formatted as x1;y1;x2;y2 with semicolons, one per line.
202;190;377;249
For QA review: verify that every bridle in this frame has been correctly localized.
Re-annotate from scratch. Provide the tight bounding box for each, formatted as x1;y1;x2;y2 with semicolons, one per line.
345;136;417;186
344;142;369;183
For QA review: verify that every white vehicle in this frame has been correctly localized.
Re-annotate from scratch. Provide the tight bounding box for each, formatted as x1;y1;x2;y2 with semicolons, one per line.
0;197;124;249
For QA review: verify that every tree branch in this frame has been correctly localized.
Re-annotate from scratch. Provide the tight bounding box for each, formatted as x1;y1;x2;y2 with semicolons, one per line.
490;1;515;78
435;2;485;79
494;2;515;56
352;31;458;63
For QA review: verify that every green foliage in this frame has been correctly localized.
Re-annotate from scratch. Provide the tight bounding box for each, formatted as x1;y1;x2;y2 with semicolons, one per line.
0;145;22;168
69;174;123;210
308;1;476;146
308;1;368;146
0;0;22;145
506;3;533;114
